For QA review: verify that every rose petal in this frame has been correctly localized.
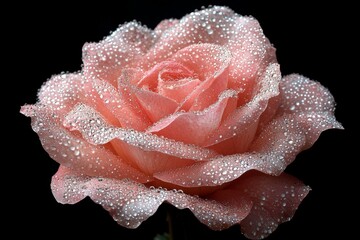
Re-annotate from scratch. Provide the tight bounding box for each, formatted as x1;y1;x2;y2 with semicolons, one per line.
83;21;156;86
36;73;123;129
172;44;231;111
272;112;342;150
37;73;91;118
203;63;281;153
134;88;179;123
115;67;180;123
139;6;275;101
154;19;179;36
154;153;260;187
249;111;342;170
138;6;237;70
257;95;281;130
92;78;151;130
278;74;337;114
206;123;259;155
112;141;194;175
137;61;194;91
51;166;252;230
148;89;238;145
253;73;344;151
97;67;194;173
158;77;202;103
63;104;218;161
231;172;310;239
226;17;276;99
154;110;341;187
20;105;150;182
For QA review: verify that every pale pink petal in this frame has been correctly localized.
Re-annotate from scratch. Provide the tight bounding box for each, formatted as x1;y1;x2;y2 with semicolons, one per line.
37;73;92;118
37;73;122;128
170;44;229;84
138;7;236;70
154;110;340;188
98;67;193;173
158;77;202;103
83;22;157;86
221;91;239;121
148;89;237;145
154;153;260;187
51;166;88;204
110;140;194;175
92;78;151;130
140;6;276;73
139;6;275;101
117;65;184;125
137;61;194;91
231;172;310;239
207;124;259;155
248;114;307;172
172;44;231;111
115;67;180;123
63;104;217;161
257;95;281;130
20;105;150;183
226;17;276;97
278;74;337;114
118;67;145;86
207;189;253;216
248;111;342;171
203;63;281;152
134;88;179;123
154;19;179;36
274;112;342;150
51;166;252;230
253;74;344;152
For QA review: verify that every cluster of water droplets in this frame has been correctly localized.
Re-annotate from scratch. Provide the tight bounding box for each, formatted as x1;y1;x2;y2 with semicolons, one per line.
64;103;217;160
52;168;246;230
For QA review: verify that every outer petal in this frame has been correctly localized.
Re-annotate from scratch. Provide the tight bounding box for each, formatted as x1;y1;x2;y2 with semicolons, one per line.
278;74;336;114
154;19;179;36
20;105;150;182
257;95;281;130
63;103;217;161
83;22;157;86
51;167;309;239
37;73;92;118
111;142;195;175
263;74;344;148
37;73;121;128
140;6;276;102
154;111;340;187
139;6;238;70
141;6;276;77
51;166;252;230
232;172;310;239
226;17;276;99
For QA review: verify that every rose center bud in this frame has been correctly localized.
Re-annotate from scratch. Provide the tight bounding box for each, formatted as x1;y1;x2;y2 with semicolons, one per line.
134;61;200;103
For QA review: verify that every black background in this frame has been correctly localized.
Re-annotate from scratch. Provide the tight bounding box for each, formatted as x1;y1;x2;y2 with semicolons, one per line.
8;0;355;239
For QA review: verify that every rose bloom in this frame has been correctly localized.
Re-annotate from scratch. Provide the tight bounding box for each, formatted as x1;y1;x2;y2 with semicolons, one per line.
21;6;341;239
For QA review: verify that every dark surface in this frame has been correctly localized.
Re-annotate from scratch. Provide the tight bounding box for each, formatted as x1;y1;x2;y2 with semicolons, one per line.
9;1;354;239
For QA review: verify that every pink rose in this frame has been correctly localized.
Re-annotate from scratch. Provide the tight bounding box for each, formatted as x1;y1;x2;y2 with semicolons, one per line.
21;6;342;239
